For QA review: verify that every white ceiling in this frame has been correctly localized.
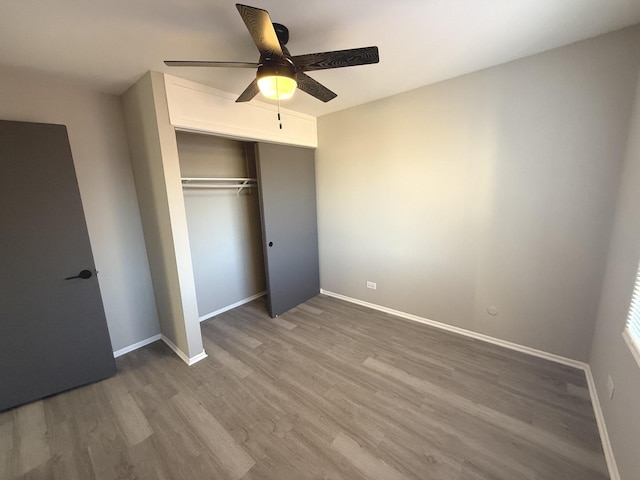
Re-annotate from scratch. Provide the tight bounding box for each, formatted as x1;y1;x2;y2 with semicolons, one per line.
2;0;640;117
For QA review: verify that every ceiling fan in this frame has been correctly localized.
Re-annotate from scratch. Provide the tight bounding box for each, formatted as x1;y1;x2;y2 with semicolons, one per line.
164;3;379;103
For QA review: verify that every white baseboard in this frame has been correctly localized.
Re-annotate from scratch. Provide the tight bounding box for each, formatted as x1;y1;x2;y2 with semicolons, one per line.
319;288;620;480
186;349;209;366
113;334;161;358
584;366;620;480
113;333;208;367
161;334;208;366
199;291;267;322
320;289;585;369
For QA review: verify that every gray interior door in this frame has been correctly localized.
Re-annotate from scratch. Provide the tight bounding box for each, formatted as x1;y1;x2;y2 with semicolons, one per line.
0;120;116;411
256;143;320;317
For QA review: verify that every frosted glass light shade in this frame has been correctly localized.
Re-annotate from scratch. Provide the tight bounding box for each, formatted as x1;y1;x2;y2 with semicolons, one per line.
257;75;297;100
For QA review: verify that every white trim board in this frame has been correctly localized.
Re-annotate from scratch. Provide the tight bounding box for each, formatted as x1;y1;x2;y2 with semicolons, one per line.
112;332;208;367
164;74;317;148
320;289;584;368
161;334;208;366
113;334;161;358
319;289;619;480
199;291;266;323
584;366;620;480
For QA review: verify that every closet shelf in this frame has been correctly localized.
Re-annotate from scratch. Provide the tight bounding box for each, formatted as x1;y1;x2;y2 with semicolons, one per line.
181;177;257;194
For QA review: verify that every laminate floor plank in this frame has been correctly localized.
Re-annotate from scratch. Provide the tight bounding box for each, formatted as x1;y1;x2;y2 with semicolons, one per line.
0;410;14;479
267;316;297;331
331;431;408;480
172;391;255;480
204;340;254;379
101;376;153;447
364;356;607;476
12;401;51;476
207;321;263;349
0;294;609;479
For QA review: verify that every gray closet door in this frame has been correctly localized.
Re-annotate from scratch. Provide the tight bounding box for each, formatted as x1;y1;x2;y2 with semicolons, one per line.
0;120;116;411
256;143;320;317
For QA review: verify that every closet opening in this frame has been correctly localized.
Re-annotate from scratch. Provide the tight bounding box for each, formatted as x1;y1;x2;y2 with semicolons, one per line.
176;131;267;321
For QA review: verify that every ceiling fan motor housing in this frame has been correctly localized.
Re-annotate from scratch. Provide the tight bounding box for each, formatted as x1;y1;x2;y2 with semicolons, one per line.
272;23;289;45
257;58;297;82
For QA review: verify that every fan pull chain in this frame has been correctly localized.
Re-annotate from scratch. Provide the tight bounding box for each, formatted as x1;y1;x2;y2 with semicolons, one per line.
276;76;283;129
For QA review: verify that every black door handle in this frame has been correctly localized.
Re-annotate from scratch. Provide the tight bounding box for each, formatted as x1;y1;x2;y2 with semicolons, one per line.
268;241;273;247
65;269;93;280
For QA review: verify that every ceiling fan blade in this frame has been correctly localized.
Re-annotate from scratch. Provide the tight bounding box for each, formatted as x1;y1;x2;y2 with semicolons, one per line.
164;60;259;68
236;78;260;102
236;4;283;58
292;46;379;72
297;73;337;102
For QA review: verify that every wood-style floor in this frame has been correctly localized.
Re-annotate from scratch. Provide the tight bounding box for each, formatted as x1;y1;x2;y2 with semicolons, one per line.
0;295;609;479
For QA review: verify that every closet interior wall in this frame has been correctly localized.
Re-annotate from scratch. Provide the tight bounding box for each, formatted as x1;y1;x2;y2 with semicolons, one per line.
176;131;266;320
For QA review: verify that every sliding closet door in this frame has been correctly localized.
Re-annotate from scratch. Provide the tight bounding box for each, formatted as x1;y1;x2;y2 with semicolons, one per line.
0;120;116;411
256;143;320;317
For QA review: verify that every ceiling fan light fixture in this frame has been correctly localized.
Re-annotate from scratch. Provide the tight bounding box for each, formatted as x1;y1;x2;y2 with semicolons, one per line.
258;75;297;100
257;63;297;100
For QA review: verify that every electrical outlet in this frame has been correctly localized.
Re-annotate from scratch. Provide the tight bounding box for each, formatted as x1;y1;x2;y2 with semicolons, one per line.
366;281;376;290
607;375;615;399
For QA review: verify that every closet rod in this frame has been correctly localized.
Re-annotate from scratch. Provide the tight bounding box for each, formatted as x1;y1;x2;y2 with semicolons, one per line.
181;184;256;189
181;177;256;182
181;177;257;193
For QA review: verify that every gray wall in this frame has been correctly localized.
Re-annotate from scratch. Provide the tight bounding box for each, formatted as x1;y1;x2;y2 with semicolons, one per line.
0;66;159;352
316;26;640;361
177;133;265;317
589;68;640;480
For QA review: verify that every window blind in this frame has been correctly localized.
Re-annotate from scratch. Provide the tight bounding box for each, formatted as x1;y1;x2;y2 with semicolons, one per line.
623;260;640;367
